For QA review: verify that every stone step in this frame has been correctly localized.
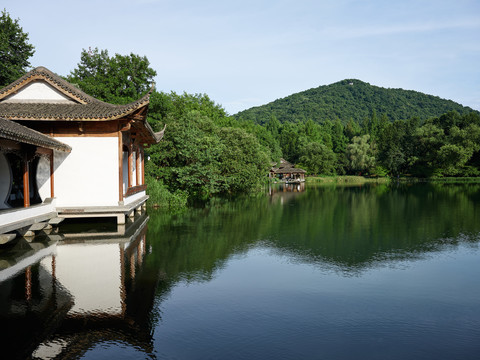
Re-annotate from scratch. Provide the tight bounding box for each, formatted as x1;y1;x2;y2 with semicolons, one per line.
29;223;47;231
0;233;17;245
48;217;65;225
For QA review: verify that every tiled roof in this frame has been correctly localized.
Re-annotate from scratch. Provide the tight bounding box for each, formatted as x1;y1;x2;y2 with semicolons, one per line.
0;118;71;152
271;158;306;174
0;66;94;104
273;166;306;174
0;101;150;121
0;67;151;121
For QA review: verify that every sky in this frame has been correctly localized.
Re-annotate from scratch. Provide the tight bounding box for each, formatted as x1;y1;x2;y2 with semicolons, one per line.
4;0;480;115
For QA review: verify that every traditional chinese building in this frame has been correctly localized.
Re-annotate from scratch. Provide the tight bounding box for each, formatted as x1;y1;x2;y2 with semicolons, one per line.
269;158;306;182
0;67;164;240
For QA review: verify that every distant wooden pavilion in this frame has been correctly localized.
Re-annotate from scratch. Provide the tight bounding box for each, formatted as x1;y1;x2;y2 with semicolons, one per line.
269;158;306;182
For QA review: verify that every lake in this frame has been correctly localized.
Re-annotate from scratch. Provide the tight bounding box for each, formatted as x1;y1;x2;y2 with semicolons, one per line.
1;182;480;359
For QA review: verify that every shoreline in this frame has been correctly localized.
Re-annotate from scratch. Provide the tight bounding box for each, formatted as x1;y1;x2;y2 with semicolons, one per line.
305;176;480;184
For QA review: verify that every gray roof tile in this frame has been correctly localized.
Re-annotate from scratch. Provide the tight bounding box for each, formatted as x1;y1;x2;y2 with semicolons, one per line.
0;118;71;152
0;67;151;121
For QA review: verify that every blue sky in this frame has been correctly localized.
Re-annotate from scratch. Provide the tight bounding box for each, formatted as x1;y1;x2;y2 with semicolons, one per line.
4;0;480;114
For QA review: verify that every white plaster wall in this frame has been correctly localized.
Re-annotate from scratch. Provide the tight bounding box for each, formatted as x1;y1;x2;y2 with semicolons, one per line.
36;156;51;201
138;151;143;185
42;243;122;316
0;153;12;208
132;152;137;187
3;81;75;103
54;137;119;207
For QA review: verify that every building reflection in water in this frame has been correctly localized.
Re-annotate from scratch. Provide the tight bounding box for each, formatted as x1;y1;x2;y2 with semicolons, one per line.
0;212;156;360
269;182;306;205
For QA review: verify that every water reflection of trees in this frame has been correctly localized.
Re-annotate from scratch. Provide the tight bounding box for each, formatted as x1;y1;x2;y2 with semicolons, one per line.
146;183;480;286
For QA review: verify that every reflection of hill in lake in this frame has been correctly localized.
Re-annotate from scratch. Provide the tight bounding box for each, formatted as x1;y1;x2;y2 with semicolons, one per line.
146;183;480;284
270;183;480;271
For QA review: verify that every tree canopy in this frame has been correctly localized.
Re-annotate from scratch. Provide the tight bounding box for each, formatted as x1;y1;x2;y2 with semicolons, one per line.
145;92;271;202
0;9;35;86
67;47;156;104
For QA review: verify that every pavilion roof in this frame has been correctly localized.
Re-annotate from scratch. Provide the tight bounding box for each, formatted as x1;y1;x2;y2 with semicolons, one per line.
271;158;306;174
0;67;162;144
0;118;71;152
0;67;152;121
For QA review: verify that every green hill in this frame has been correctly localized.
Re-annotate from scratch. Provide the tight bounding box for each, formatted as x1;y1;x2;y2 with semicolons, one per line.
234;79;477;124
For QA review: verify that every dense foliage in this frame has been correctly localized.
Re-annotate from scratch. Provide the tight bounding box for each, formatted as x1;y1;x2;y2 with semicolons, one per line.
0;9;35;86
145;92;271;203
67;47;157;104
235;79;477;125
259;110;480;178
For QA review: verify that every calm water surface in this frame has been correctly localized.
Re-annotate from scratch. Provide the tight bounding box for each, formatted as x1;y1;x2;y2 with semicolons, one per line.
1;183;480;359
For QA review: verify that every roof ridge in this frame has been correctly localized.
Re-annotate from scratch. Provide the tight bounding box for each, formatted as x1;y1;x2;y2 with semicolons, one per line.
0;66;100;104
0;67;153;121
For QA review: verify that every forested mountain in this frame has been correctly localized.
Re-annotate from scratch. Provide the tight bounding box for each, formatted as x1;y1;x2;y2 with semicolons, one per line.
234;80;477;125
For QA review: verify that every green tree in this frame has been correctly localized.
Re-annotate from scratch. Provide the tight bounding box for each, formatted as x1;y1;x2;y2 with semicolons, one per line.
68;47;156;104
377;118;418;176
298;142;336;175
344;118;361;139
437;144;471;175
249;123;282;162
147;110;223;200
413;122;445;176
0;9;35;86
279;122;301;162
346;135;376;175
266;113;281;139
318;120;334;149
331;118;348;153
216;127;271;194
377;122;405;175
437;123;480;175
145;93;271;202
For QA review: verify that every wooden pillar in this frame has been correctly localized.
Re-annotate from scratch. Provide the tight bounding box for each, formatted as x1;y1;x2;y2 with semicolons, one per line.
50;150;55;198
136;148;141;186
52;255;56;279
23;155;30;208
141;148;145;185
130;252;136;279
137;241;143;266
25;266;32;301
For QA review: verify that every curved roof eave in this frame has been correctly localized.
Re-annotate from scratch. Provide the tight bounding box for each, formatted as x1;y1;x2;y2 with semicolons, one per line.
0;118;72;152
0;67;153;121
